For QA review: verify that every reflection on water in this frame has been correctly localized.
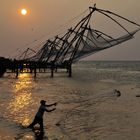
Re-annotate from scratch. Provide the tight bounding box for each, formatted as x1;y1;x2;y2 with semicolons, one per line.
8;73;33;125
9;93;31;112
14;73;32;92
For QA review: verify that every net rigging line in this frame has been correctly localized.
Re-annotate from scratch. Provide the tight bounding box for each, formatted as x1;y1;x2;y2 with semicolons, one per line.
94;8;140;35
95;8;140;27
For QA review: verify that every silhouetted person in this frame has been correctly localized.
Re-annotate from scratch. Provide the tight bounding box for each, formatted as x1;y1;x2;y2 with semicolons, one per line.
27;100;57;132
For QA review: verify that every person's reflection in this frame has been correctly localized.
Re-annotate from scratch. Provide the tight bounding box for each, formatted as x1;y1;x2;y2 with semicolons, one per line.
35;131;47;140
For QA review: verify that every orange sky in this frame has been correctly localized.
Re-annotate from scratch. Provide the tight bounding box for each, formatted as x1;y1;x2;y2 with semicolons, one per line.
0;0;140;60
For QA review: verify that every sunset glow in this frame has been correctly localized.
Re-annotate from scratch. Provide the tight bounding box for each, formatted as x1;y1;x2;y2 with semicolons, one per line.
21;9;27;15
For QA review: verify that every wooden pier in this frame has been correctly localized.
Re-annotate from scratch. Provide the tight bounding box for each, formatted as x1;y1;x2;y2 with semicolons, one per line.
0;57;72;78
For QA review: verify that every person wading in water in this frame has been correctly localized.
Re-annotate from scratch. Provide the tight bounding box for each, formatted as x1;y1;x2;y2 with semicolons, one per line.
27;100;57;132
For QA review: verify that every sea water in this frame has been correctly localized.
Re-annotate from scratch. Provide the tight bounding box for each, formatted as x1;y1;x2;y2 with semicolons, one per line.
0;61;140;140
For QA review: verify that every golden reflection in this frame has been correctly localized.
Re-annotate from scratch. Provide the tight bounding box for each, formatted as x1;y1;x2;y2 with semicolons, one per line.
24;135;34;139
18;73;31;79
8;73;33;125
14;73;32;92
9;93;32;112
22;118;30;126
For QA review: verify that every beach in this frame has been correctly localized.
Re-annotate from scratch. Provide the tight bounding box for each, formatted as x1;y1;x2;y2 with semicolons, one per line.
0;61;140;140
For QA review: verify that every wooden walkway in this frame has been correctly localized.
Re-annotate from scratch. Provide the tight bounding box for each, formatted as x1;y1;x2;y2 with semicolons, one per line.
0;58;72;78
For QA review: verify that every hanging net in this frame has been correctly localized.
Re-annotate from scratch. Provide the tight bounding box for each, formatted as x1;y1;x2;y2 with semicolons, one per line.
19;5;140;65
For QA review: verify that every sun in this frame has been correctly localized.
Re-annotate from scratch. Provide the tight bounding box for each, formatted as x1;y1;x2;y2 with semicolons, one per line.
18;7;30;16
21;9;27;15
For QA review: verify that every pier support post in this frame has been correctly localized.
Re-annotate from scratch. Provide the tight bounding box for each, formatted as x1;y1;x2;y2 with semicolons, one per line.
51;68;54;78
50;61;54;78
16;68;18;78
30;68;33;73
68;65;72;77
34;68;36;78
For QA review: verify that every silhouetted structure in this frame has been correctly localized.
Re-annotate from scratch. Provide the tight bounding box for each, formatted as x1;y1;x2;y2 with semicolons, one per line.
0;5;140;78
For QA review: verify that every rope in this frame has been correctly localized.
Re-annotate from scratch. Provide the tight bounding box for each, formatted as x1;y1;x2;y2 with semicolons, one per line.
96;8;140;27
96;9;132;35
